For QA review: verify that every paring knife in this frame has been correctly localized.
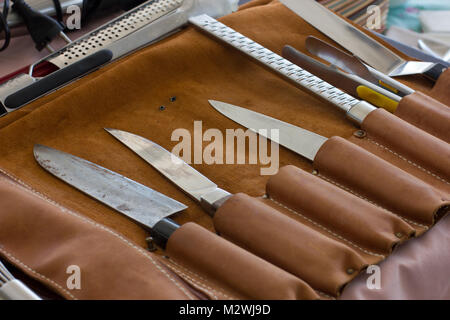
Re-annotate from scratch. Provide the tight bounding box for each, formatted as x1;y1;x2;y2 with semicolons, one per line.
305;36;415;97
279;0;448;82
207;100;449;222
282;45;401;113
33;144;187;248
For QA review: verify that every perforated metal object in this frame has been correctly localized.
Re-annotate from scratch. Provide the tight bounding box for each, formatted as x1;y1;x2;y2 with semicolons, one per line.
48;0;183;69
189;14;361;113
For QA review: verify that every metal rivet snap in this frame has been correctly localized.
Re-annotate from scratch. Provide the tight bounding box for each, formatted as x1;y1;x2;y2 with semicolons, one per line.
145;237;157;252
170;96;176;102
346;268;355;275
159;105;166;111
312;169;319;175
353;130;366;138
395;232;404;238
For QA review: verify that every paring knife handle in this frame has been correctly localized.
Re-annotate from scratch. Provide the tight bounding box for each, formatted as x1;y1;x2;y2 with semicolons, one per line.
150;218;180;249
423;63;448;82
4;49;113;109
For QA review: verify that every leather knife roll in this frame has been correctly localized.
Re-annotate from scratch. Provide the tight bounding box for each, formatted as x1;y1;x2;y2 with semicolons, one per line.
213;193;367;296
395;92;450;143
430;68;450;107
164;222;319;300
314;136;449;231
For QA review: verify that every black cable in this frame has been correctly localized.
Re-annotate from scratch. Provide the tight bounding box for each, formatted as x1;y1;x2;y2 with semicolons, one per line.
51;0;63;25
0;0;11;51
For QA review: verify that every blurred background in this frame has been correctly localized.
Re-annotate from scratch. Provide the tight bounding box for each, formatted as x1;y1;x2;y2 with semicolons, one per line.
1;0;449;78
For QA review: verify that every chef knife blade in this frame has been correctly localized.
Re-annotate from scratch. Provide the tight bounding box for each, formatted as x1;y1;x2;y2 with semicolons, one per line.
33;144;186;247
279;0;448;81
105;129;231;215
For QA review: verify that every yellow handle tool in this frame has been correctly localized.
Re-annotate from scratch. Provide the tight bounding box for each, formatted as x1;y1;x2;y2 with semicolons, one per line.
357;86;399;113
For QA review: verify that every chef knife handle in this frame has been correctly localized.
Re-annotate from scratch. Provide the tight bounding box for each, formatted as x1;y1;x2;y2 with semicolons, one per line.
4;49;113;109
423;63;447;82
149;218;180;249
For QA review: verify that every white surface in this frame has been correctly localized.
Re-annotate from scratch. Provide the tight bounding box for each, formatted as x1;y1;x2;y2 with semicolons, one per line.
420;10;450;33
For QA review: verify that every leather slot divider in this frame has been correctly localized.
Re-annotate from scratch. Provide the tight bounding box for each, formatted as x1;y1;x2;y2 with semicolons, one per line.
313;136;449;230
213;192;368;297
266;165;415;253
164;222;319;300
0;173;196;300
395;91;450;143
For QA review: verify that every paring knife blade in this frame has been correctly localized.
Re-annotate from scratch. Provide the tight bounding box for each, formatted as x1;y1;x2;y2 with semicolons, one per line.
279;0;447;81
105;129;231;215
33;144;186;247
208;100;327;161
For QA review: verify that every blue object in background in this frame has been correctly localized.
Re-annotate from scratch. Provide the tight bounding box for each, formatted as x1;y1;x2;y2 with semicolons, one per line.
388;0;450;32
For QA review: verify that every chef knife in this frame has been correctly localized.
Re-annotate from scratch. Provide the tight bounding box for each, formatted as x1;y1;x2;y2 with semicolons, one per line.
33;144;187;248
279;0;448;82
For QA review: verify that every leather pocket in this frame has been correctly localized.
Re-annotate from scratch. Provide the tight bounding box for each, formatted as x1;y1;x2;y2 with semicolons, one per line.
164;222;319;300
394;91;450;143
266;165;415;252
213;193;367;296
314;136;449;231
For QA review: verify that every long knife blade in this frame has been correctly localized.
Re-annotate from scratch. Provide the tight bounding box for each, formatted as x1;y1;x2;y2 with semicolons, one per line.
33;144;187;229
105;129;220;202
208;100;328;161
280;0;447;80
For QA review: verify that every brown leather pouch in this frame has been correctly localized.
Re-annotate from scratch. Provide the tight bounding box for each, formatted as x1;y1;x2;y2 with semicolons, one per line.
395;92;450;143
430;68;450;106
348;109;450;199
164;222;318;300
0;170;318;300
0;172;195;300
314;136;449;233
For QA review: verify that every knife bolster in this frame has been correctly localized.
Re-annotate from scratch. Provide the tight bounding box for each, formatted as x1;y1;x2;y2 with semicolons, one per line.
150;218;180;249
346;101;376;124
200;188;232;217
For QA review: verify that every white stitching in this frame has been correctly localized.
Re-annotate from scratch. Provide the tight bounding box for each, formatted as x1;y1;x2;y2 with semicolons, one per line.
266;197;385;258
318;173;429;230
0;168;195;300
165;258;235;300
365;137;449;185
0;248;78;300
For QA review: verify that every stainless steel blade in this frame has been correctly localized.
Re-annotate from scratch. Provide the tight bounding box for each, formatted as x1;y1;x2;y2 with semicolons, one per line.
280;0;435;77
105;129;219;202
34;144;186;229
208;100;328;161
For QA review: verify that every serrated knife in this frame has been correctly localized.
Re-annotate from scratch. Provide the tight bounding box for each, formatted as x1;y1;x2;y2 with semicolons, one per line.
279;0;448;82
33;144;187;248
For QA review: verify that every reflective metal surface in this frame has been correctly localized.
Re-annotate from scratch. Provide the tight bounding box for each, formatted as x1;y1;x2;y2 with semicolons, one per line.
208;100;328;161
34;144;186;229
